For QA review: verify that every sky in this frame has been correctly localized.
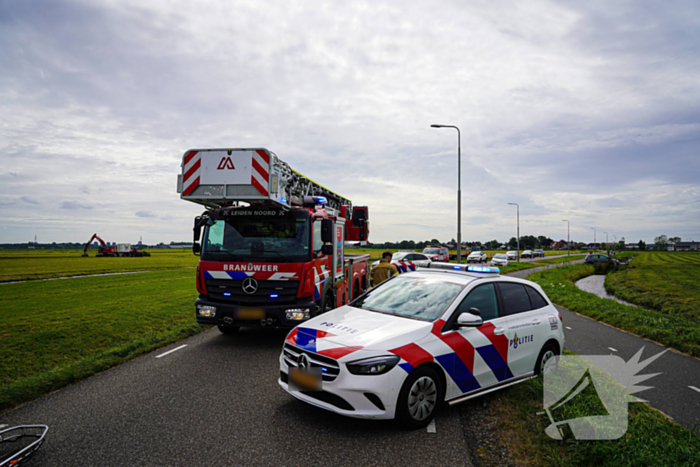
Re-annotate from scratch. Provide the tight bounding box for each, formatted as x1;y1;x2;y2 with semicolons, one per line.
1;0;699;246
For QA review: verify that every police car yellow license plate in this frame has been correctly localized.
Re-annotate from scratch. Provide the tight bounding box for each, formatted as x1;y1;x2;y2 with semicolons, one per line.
289;367;322;391
234;307;265;320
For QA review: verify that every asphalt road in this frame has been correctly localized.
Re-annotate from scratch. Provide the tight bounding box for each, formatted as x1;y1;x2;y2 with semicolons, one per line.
510;266;700;432
0;328;475;467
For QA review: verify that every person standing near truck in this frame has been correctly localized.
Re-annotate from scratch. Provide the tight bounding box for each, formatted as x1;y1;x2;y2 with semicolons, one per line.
371;251;398;286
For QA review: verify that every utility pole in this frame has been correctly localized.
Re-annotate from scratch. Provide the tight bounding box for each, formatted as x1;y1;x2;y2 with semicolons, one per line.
508;203;520;262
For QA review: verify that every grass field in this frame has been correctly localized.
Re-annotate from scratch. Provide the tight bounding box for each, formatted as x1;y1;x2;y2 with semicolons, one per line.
605;252;700;320
0;251;203;413
0;249;197;282
528;258;700;357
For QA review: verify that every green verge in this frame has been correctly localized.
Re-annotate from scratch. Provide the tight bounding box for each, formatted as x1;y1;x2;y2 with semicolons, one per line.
527;263;700;358
0;268;207;414
605;252;700;320
464;351;700;467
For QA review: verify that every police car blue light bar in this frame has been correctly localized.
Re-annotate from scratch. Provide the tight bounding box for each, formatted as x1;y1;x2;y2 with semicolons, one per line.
425;262;499;274
467;265;499;274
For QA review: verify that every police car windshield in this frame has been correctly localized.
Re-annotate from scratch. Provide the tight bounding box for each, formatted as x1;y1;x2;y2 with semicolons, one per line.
354;275;464;321
202;210;311;263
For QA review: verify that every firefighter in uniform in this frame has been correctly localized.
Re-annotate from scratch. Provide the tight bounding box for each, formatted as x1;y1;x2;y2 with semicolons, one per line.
371;251;398;287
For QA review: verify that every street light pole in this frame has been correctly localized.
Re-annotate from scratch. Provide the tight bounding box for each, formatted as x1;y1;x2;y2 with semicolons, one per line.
604;231;609;251
431;124;461;263
591;228;596;250
508;203;520;262
562;219;570;256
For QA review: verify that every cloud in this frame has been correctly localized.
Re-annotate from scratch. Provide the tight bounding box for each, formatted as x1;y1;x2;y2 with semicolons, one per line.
59;201;93;210
20;196;40;205
0;0;698;243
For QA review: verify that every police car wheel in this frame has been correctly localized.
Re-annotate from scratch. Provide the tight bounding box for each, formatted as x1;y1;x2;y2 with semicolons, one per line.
217;324;240;335
396;366;442;429
535;343;558;375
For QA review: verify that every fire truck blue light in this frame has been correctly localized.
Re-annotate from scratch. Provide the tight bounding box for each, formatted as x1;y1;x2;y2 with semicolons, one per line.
270;294;279;299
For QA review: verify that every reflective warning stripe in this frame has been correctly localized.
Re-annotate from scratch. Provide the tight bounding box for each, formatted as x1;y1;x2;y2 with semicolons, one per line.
182;151;201;196
252;150;270;196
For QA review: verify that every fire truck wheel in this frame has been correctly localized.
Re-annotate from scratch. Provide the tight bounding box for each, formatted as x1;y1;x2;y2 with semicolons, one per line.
217;324;240;335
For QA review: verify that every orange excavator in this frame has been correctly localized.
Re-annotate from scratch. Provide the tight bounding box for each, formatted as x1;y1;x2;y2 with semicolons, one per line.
81;233;150;257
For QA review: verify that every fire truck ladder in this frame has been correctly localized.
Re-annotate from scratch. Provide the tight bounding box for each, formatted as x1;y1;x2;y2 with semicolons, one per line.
275;158;352;213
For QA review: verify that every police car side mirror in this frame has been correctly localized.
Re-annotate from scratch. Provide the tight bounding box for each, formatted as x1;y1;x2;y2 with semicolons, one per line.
456;311;483;328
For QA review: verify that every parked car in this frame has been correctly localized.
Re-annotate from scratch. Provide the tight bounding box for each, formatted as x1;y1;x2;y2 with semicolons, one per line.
584;254;619;265
279;263;565;429
490;253;509;267
533;249;545;258
521;250;534;259
371;251;432;272
506;251;518;261
422;246;450;262
467;250;488;263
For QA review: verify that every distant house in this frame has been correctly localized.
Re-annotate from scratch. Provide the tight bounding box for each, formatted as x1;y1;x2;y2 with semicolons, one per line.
625;243;640;250
673;241;700;251
585;243;602;250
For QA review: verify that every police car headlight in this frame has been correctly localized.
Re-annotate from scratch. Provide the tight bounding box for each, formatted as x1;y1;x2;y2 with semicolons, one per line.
197;305;216;317
346;355;400;375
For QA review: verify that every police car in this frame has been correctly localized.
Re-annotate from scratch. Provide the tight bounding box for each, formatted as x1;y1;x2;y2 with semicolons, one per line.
278;263;564;428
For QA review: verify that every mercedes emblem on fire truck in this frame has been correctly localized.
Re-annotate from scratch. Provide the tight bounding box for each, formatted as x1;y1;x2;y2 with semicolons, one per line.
242;277;258;294
297;353;311;369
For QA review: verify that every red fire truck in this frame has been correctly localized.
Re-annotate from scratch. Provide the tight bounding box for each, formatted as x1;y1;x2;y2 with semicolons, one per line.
177;148;371;334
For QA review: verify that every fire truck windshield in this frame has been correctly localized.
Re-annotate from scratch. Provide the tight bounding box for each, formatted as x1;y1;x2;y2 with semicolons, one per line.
202;211;311;262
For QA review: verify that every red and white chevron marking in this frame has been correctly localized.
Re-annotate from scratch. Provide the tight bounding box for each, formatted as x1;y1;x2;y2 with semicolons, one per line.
182;151;201;196
251;150;270;196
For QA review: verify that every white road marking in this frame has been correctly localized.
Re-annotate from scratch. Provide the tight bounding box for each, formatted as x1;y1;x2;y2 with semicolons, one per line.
689;386;700;394
156;344;188;359
565;326;572;330
608;347;618;352
427;419;436;434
